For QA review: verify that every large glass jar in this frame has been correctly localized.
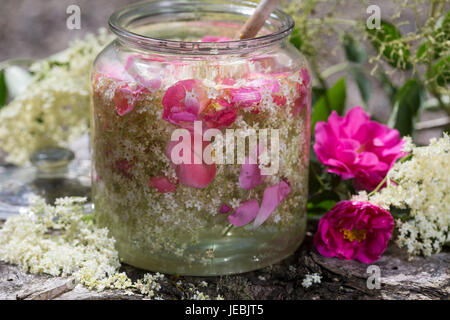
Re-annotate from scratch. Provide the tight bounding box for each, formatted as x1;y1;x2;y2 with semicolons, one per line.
91;0;311;276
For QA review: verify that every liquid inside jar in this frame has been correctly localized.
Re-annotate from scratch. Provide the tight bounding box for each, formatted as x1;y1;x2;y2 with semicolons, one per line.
92;19;311;275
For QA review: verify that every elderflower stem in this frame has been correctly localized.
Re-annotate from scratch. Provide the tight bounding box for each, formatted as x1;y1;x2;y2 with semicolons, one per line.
368;176;389;197
320;62;349;79
222;224;234;236
368;154;412;197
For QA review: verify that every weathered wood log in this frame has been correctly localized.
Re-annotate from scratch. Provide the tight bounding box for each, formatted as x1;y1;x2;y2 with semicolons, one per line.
1;219;449;300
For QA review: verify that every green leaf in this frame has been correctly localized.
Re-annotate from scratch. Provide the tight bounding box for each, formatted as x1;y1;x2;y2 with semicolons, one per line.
311;86;326;106
0;70;7;108
309;190;341;204
388;80;425;136
342;34;367;63
289;28;303;51
428;56;450;88
350;67;371;106
436;10;450;42
307;200;337;215
367;20;412;70
311;78;346;133
416;41;428;61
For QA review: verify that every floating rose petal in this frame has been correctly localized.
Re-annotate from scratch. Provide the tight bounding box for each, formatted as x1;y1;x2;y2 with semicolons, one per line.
229;87;262;108
228;199;260;227
253;180;291;228
272;94;287;106
228;76;281;109
239;144;265;190
135;75;162;91
174;163;216;189
165;132;216;188
162;79;209;129
114;159;133;178
97;61;133;82
301;68;310;86
149;176;177;193
201;99;238;129
114;85;140;116
239;161;263;190
219;204;232;214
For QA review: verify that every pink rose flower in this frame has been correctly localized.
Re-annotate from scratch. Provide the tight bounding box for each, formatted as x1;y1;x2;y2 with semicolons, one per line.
148;176;177;193
314;200;394;264
314;106;405;191
165;133;216;188
162;79;209;129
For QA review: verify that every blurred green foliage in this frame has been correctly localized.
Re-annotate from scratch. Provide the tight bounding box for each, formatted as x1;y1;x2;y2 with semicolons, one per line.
283;0;449;215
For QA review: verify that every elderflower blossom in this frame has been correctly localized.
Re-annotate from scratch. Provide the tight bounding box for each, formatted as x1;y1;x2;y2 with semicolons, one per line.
301;273;322;288
135;273;165;298
191;290;211;300
369;134;450;256
0;29;115;164
0;196;132;291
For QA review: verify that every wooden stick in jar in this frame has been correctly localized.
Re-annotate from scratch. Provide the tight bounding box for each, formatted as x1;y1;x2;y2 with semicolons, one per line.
238;0;282;40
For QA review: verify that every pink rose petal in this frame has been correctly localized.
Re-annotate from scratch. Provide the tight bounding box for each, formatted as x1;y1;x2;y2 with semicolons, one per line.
165;132;216;189
162;79;209;129
253;180;291;228
239;162;263;190
239;143;266;190
219;204;232;214
149;176;177;193
114;85;138;116
228;199;260;227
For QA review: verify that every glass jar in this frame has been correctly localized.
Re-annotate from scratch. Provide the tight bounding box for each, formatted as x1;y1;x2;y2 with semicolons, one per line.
91;0;311;275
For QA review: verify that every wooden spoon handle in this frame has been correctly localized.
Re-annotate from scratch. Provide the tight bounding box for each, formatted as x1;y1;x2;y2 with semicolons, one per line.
238;0;282;40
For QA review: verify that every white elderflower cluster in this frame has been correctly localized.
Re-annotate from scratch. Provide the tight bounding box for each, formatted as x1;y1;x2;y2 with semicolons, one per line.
301;273;322;288
135;272;165;298
0;29;115;164
0;196;131;291
369;134;450;257
191;290;211;300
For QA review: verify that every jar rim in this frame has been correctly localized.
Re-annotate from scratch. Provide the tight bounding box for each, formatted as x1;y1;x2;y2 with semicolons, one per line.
109;0;295;55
